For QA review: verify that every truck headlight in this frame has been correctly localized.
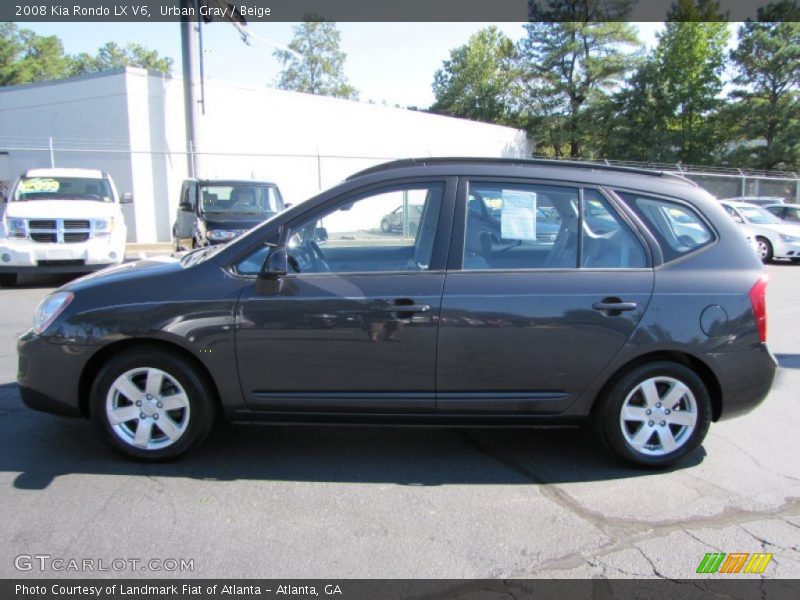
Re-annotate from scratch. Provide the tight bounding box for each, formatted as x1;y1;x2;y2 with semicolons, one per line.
207;229;238;242
93;218;113;236
33;291;74;335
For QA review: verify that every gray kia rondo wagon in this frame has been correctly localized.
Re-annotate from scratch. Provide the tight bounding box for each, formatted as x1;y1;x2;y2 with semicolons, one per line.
17;158;777;466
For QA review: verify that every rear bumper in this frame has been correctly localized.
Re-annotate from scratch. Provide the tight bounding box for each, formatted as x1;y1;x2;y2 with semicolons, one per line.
703;344;777;421
17;330;93;417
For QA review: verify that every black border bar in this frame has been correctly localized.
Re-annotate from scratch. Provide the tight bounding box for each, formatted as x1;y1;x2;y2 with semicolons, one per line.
3;0;792;23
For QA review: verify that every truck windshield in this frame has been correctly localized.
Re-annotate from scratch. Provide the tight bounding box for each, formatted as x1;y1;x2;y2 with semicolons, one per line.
14;177;114;202
200;184;281;215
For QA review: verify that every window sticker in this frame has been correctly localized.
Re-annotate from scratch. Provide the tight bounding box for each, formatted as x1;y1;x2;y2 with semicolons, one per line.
501;190;538;241
20;178;59;193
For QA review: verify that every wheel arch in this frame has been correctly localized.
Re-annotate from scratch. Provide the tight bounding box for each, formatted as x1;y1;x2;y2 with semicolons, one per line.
592;350;722;422
79;338;223;419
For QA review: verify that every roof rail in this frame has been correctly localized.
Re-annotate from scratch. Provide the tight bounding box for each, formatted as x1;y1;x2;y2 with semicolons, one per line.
346;157;698;186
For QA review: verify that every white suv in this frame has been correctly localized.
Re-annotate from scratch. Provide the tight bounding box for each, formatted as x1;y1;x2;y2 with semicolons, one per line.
0;168;131;286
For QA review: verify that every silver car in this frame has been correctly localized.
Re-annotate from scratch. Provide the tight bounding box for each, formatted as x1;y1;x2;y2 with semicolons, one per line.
720;200;800;263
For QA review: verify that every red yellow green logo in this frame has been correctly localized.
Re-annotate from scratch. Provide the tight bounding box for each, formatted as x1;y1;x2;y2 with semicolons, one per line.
696;552;773;574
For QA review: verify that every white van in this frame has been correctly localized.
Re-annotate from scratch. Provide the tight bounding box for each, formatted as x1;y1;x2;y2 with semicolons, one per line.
0;168;131;286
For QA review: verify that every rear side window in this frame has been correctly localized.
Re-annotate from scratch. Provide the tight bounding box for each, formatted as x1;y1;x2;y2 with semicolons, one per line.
618;192;713;262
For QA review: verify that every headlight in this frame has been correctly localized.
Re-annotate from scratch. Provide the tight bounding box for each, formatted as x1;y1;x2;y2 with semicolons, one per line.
207;229;239;242
780;234;800;243
33;291;73;335
4;217;26;238
93;218;113;236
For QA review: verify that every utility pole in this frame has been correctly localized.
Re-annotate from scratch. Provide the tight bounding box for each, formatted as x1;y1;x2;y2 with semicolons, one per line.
180;0;197;177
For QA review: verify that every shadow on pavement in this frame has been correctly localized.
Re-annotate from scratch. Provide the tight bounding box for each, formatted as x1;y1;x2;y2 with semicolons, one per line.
775;353;800;369
0;381;705;490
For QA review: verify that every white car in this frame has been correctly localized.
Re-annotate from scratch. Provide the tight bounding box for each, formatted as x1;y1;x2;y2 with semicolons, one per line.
0;168;131;286
719;200;800;263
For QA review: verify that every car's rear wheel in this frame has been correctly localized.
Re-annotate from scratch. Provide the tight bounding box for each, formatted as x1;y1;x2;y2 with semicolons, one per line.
0;273;18;287
595;361;711;468
90;347;216;461
756;237;773;263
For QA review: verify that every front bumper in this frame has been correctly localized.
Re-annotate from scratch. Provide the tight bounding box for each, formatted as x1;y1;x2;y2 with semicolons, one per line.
0;236;125;272
17;330;95;417
703;343;777;421
772;238;800;259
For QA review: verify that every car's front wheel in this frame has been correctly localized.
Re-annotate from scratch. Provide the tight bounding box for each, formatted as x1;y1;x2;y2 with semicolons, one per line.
755;236;773;263
380;219;391;233
90;347;216;461
595;361;711;468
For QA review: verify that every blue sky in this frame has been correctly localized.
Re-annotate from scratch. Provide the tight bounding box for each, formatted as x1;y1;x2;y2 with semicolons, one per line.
23;22;719;108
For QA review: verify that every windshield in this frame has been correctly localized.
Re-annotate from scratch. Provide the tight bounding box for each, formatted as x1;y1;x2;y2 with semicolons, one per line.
739;206;783;225
200;184;281;215
14;177;114;202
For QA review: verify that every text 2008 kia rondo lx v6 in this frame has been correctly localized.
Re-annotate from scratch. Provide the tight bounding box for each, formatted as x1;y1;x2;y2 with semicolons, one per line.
18;159;777;467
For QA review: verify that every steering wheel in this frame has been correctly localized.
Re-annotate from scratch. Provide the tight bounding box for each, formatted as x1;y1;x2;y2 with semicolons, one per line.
289;239;331;273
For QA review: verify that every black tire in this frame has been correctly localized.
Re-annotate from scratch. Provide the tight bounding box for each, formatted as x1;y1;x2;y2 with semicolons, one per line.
594;361;711;468
0;273;18;287
90;347;216;461
380;219;391;233
756;237;773;263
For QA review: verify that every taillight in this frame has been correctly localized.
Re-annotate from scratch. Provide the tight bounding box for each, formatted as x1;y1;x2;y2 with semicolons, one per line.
749;273;768;343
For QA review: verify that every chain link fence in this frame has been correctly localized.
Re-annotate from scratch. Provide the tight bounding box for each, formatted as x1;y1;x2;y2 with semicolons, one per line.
2;137;799;242
534;156;800;203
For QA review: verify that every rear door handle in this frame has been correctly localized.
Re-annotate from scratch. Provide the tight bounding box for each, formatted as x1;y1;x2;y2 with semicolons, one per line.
390;304;430;314
592;301;637;313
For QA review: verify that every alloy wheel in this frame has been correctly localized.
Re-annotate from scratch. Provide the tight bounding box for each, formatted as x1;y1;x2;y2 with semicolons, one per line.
619;376;698;456
105;367;191;450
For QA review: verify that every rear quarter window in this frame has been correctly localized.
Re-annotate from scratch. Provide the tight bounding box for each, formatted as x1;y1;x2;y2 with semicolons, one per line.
617;192;714;262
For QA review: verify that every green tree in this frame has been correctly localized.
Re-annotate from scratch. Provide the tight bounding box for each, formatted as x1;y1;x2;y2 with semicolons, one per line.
430;26;519;125
518;1;640;157
70;42;173;76
593;60;673;162
653;0;730;164
0;23;71;86
727;0;800;169
274;21;357;100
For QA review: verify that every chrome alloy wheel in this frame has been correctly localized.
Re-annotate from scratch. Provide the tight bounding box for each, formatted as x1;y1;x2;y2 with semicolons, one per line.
619;376;698;456
756;239;769;260
106;367;191;450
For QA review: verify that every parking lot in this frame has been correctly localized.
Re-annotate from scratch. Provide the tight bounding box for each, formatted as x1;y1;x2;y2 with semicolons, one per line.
1;264;799;579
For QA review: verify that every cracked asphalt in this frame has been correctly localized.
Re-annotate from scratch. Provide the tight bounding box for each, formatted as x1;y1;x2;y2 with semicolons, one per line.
1;265;799;580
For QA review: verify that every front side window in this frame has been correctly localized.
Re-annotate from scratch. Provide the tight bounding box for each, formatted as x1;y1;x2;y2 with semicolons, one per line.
619;192;714;261
737;205;783;225
14;177;114;203
237;182;445;275
462;183;645;270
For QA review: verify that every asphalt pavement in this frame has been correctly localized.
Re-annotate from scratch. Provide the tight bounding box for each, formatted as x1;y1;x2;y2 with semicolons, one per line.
1;265;799;579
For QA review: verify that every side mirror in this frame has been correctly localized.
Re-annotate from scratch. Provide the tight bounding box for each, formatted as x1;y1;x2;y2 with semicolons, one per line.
179;201;193;212
261;248;288;279
314;227;328;243
120;192;133;204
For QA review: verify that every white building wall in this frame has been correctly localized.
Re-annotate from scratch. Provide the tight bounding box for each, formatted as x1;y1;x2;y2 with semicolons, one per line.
0;68;532;243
